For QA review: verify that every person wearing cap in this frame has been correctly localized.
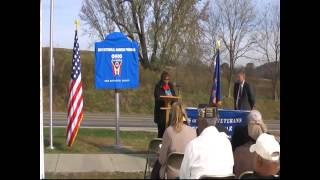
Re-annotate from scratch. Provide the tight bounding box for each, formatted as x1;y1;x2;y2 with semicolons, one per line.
233;110;268;177
179;115;234;179
151;102;197;179
241;133;280;179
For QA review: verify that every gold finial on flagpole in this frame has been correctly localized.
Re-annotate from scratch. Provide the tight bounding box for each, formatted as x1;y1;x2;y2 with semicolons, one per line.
75;19;80;30
216;40;221;49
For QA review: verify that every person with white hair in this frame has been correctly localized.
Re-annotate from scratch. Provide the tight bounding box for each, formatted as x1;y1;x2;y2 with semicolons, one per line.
240;133;280;179
179;115;234;179
233;110;268;177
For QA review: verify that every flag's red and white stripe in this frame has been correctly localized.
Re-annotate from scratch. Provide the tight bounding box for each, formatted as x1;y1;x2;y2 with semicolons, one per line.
66;77;83;146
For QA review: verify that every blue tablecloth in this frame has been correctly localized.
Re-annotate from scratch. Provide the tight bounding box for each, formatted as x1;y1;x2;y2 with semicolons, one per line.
185;108;250;138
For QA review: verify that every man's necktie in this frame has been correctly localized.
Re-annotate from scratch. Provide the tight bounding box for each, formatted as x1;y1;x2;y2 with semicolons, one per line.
237;84;243;109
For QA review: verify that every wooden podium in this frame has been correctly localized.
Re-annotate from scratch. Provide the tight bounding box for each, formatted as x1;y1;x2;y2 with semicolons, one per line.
160;95;181;128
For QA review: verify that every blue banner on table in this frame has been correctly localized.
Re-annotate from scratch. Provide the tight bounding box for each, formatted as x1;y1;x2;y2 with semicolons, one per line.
185;107;198;127
185;108;250;139
95;32;139;89
217;109;250;138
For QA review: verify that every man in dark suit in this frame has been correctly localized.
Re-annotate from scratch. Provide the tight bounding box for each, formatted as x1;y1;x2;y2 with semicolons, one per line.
232;71;255;151
233;70;255;110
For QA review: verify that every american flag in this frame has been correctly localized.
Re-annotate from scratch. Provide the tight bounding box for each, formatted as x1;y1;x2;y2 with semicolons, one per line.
66;29;84;146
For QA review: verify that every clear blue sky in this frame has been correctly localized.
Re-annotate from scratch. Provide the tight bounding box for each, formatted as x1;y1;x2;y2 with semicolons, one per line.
42;0;279;65
42;0;93;50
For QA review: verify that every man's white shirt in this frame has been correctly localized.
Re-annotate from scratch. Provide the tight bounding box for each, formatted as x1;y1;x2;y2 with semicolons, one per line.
236;80;245;109
179;126;234;179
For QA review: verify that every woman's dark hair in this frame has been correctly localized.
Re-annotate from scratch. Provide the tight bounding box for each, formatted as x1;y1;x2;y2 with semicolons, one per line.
160;71;170;81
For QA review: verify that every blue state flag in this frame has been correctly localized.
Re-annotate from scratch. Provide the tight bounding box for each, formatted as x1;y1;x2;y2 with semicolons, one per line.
209;49;222;106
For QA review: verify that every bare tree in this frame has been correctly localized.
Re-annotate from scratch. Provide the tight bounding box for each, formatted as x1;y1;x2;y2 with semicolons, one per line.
208;0;257;97
80;1;114;41
149;0;209;67
80;0;204;70
201;0;224;73
80;0;151;68
249;3;280;101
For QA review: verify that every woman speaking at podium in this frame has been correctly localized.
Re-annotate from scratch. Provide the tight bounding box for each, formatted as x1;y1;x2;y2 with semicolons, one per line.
154;71;176;138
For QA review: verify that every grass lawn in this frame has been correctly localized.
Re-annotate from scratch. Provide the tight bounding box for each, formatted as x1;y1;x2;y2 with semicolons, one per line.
45;171;144;179
44;128;157;154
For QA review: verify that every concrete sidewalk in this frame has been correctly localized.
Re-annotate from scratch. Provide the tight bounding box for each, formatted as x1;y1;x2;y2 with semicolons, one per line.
45;154;147;173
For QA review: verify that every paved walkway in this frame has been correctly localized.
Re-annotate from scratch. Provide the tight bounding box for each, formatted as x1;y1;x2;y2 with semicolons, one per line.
45;154;147;173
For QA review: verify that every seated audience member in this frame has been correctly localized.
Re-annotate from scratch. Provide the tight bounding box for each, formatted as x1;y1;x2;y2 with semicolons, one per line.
215;121;229;134
179;116;234;179
196;107;228;135
152;102;197;179
234;110;268;177
241;133;280;179
231;125;251;151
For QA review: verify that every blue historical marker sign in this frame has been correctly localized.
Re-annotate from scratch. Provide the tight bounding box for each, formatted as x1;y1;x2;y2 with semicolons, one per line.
95;32;139;89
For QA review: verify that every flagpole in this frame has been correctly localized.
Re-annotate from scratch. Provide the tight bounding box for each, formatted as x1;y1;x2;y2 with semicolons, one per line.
49;0;54;150
40;0;45;178
115;89;120;147
216;40;221;109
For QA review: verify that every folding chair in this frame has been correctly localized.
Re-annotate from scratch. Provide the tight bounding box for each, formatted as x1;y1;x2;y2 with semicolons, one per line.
164;152;184;179
238;171;254;179
199;174;236;179
239;171;279;179
144;138;162;179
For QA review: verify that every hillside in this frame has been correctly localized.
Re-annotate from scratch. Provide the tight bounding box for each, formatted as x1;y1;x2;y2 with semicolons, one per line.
42;47;280;119
255;61;280;79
